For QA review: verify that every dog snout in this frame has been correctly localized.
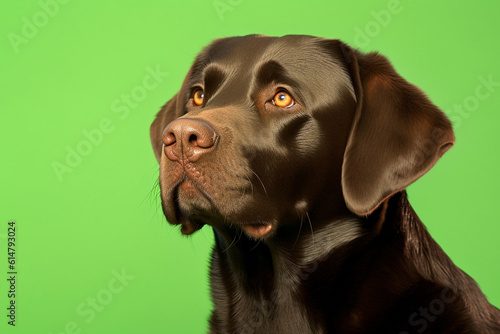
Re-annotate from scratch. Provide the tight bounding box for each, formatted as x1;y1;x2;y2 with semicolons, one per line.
163;118;218;162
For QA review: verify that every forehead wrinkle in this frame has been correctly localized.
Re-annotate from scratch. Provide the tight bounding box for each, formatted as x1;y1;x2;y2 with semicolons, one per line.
206;35;276;68
190;36;356;109
249;60;307;106
253;37;356;105
202;41;278;108
202;62;254;108
201;63;230;87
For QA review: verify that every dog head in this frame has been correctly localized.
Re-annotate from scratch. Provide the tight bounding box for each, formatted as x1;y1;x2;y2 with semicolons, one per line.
150;35;454;238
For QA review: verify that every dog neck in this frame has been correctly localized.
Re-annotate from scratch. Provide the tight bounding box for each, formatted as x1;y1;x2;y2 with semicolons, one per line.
209;199;378;319
208;194;387;332
209;191;486;330
212;214;365;278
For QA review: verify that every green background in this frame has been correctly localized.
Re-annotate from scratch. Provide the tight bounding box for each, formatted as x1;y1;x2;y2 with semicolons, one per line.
1;1;499;333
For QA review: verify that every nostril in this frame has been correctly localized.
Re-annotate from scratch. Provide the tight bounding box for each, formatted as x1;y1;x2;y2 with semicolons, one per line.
162;118;218;162
194;132;217;149
189;134;198;146
164;132;176;146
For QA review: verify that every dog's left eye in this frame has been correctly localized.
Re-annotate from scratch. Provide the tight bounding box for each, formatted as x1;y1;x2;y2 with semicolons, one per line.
193;89;204;106
273;91;294;108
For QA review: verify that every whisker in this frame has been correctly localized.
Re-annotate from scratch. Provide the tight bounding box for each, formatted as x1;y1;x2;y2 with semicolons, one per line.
292;215;304;250
240;184;247;201
222;232;238;252
235;228;244;245
251;170;268;196
221;219;244;252
249;238;262;251
245;174;254;196
140;166;161;209
306;212;314;245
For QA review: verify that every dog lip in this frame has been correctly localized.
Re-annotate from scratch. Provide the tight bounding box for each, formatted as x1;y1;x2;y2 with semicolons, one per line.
175;202;206;235
240;223;273;238
169;181;212;235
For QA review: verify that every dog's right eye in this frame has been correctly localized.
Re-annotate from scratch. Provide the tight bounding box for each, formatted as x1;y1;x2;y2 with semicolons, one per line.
272;91;294;108
192;89;204;106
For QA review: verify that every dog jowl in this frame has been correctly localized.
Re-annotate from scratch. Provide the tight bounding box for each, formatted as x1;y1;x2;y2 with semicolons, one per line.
150;35;500;333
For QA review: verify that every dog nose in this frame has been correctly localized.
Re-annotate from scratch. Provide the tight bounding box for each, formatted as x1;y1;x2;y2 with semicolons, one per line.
162;118;218;162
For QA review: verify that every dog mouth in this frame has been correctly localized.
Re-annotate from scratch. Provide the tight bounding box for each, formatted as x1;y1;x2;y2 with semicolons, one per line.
173;195;274;238
174;201;205;235
169;180;210;235
240;222;273;238
166;176;274;238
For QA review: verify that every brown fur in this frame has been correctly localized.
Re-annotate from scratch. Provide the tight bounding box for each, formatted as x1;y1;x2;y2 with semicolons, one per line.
150;35;500;333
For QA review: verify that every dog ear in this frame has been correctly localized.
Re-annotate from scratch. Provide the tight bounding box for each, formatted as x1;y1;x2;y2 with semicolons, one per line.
340;44;455;216
150;94;178;162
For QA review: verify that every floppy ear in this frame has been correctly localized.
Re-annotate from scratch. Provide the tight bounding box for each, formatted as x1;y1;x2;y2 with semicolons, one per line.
150;94;178;163
340;44;455;216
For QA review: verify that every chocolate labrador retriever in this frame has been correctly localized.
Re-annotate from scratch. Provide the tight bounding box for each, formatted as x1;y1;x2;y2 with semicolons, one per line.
150;35;500;333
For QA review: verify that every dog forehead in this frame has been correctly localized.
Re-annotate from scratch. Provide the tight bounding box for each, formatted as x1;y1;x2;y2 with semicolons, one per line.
200;35;340;70
193;35;354;103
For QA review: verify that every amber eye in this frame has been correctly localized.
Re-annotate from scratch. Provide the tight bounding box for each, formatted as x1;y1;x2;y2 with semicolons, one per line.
273;91;294;108
193;89;204;106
